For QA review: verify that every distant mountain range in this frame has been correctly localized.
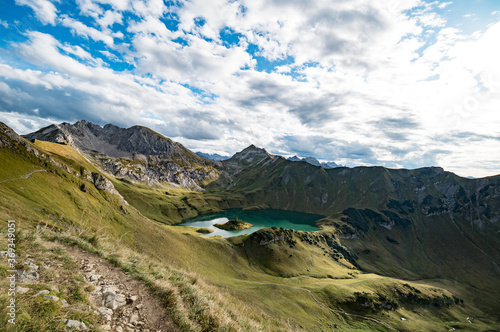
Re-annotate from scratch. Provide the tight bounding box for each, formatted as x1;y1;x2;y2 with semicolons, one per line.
288;155;341;168
197;151;341;168
195;152;230;161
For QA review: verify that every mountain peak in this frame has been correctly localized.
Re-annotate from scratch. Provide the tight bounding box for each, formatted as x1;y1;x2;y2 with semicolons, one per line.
24;120;191;159
243;144;266;153
229;144;272;164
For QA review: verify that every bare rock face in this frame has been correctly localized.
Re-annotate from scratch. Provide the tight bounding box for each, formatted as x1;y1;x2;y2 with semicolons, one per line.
92;172;120;195
0;122;42;157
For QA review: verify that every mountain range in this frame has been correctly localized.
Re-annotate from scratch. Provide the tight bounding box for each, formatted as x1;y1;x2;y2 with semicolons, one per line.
1;119;499;331
288;155;341;168
195;152;230;161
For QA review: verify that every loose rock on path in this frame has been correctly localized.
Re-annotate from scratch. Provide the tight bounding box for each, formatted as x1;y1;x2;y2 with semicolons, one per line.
66;246;180;332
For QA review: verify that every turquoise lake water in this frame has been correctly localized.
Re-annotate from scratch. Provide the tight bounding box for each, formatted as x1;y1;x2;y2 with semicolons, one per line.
179;209;323;237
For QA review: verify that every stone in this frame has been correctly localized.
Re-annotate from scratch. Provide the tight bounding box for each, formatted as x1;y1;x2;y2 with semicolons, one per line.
16;286;30;294
34;290;50;297
17;270;39;283
61;299;69;308
44;295;60;302
65;319;87;330
98;307;113;321
25;260;39;271
115;326;123;332
104;292;126;310
100;325;112;331
102;286;117;294
90;274;101;282
92;172;120;195
129;313;139;325
128;295;138;303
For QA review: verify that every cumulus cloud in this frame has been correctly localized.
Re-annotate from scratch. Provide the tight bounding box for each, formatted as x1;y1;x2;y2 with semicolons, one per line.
60;16;117;46
279;134;376;165
15;0;58;25
132;32;253;84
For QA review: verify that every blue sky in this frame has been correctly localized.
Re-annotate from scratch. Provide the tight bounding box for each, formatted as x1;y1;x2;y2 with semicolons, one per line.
0;0;500;177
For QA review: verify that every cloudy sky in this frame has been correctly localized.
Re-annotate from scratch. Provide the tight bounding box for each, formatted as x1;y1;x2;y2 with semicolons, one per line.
0;0;499;177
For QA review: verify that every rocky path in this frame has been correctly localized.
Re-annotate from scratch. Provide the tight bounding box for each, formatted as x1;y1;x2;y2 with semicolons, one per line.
66;246;180;332
0;169;47;184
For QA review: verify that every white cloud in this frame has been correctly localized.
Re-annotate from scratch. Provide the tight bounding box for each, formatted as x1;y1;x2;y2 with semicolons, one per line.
60;44;104;67
60;15;117;46
0;111;57;135
15;0;58;25
96;9;123;28
132;32;253;84
17;31;94;78
97;0;131;12
130;0;166;18
438;2;452;10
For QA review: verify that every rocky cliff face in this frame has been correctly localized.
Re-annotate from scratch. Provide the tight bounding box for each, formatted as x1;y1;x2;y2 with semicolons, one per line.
25;121;220;190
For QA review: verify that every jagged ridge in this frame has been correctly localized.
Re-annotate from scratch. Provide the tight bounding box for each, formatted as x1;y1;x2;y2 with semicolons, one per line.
24;120;220;190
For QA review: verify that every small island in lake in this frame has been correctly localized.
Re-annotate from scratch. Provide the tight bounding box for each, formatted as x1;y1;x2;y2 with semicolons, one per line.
214;218;253;231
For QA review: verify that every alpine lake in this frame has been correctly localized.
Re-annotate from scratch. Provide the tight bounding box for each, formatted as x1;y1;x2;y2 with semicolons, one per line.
179;209;324;237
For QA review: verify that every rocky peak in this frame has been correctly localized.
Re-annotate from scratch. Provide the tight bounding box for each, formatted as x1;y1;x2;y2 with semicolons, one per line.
24;120;199;160
23;120;219;190
229;145;272;164
304;157;321;167
0;121;24;147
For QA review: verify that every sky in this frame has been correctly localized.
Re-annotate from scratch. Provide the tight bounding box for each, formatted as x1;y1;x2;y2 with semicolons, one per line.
0;0;500;178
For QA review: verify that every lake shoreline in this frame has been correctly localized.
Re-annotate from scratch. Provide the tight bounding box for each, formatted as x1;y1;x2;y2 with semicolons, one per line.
177;208;324;238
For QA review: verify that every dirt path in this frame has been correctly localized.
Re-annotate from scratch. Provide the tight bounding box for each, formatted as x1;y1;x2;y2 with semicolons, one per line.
0;169;47;184
66;246;180;332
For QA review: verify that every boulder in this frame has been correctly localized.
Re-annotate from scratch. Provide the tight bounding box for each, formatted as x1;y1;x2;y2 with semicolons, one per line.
17;270;39;283
92;172;119;195
102;287;126;310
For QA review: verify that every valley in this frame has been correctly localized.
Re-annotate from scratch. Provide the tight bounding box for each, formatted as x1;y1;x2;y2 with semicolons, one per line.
1;120;499;331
